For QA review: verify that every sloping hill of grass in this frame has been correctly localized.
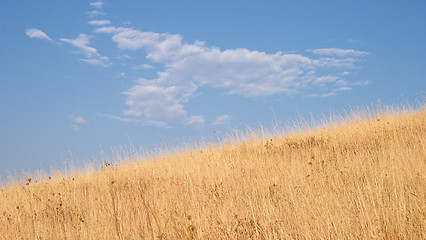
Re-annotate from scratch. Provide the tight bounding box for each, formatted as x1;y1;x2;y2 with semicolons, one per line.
1;107;425;239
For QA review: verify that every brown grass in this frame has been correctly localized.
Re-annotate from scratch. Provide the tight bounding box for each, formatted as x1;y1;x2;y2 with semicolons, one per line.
0;106;425;239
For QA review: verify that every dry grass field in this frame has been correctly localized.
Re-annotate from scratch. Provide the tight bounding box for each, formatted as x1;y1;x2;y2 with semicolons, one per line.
0;105;425;239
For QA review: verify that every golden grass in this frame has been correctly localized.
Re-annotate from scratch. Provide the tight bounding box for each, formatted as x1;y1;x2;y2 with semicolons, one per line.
0;106;425;239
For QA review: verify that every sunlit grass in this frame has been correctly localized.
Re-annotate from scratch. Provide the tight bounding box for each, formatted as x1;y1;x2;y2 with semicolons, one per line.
0;104;425;239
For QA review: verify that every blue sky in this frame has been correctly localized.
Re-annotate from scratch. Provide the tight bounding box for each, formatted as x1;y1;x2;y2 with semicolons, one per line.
0;1;425;179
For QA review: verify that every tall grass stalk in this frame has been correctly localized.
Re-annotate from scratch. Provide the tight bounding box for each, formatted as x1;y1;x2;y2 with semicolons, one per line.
0;104;424;239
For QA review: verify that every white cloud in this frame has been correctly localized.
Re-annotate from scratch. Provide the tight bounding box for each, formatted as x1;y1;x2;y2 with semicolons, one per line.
117;54;132;60
60;34;111;67
313;57;359;68
312;76;339;85
122;82;189;127
307;92;337;98
213;115;231;125
100;113;140;123
70;115;87;124
60;34;97;57
97;26;370;127
308;48;370;57
307;85;353;98
116;72;126;78
87;10;106;18
90;1;103;8
81;57;110;67
352;80;372;86
336;86;352;91
132;64;154;70
185;116;205;126
25;29;52;41
88;20;111;26
320;92;337;97
69;115;87;131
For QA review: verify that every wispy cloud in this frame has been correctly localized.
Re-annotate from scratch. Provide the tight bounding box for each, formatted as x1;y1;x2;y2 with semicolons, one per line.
307;83;364;98
96;26;370;127
60;34;111;67
116;72;126;78
213;115;231;125
320;92;337;97
336;86;352;91
132;64;154;70
308;48;370;57
69;115;87;131
307;92;336;98
185;116;205;126
312;76;340;86
117;54;132;60
25;28;52;41
313;57;360;68
71;116;87;124
88;20;111;26
87;10;106;18
90;1;103;8
100;113;140;123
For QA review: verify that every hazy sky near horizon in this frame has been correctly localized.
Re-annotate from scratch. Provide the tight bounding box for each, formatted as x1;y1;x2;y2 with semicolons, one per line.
0;1;425;179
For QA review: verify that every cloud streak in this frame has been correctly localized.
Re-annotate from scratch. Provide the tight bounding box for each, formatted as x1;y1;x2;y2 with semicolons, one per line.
185;116;205;126
69;115;87;131
87;10;106;18
88;20;111;26
25;29;52;41
308;48;370;57
90;1;103;8
213;115;231;125
60;34;111;67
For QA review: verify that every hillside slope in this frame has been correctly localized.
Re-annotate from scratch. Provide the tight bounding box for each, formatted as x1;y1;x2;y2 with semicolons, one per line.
1;109;425;239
